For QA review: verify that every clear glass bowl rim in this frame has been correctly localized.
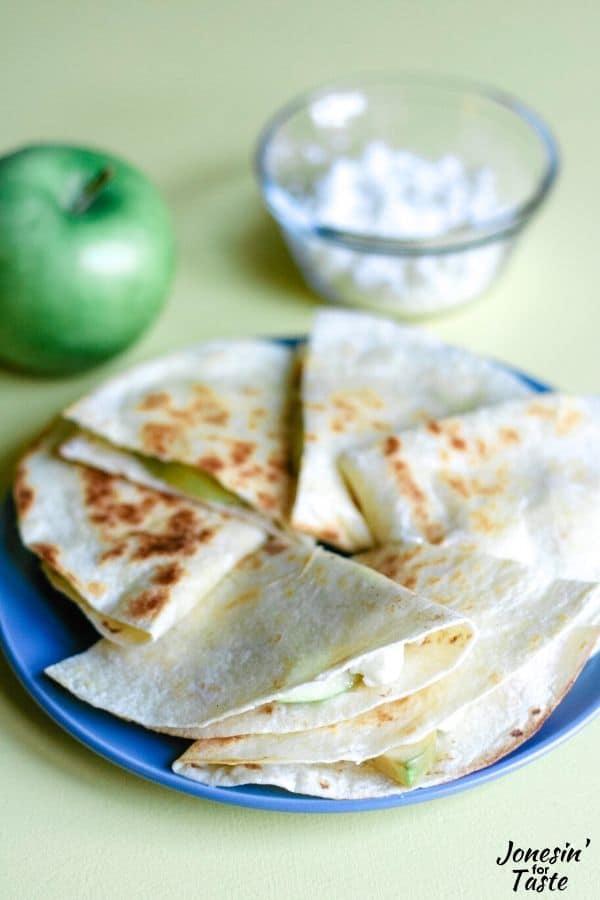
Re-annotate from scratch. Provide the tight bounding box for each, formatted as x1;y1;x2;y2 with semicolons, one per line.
255;73;560;256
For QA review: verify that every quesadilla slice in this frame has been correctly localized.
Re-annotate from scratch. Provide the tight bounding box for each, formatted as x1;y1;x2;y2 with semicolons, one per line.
58;428;292;539
45;540;474;732
15;424;266;644
174;624;597;798
63;339;296;520
341;394;600;580
291;309;532;551
170;543;599;773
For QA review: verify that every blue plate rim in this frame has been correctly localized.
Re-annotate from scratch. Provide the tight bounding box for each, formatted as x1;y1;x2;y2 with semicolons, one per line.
1;342;598;813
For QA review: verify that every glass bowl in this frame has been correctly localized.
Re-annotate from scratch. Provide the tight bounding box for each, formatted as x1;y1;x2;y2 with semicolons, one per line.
255;75;559;317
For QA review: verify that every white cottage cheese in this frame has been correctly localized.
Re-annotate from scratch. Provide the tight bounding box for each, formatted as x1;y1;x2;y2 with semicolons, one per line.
298;141;507;315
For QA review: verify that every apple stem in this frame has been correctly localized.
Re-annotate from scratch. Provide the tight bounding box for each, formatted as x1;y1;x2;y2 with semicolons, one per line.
72;167;114;214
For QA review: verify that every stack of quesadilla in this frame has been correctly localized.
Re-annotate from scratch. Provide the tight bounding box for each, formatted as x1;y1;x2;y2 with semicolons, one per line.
12;309;600;801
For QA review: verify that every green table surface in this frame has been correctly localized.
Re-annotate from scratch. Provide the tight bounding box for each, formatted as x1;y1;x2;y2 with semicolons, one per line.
1;2;599;898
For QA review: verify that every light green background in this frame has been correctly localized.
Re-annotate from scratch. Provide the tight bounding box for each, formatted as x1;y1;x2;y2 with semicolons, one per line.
1;2;598;898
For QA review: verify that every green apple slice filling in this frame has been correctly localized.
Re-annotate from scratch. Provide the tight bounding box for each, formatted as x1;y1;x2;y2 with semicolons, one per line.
71;430;242;506
275;671;358;704
139;455;240;506
370;731;438;787
275;643;404;704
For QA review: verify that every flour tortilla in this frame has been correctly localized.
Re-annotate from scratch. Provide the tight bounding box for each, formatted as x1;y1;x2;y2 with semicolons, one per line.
291;309;532;551
341;394;600;580
174;625;597;799
64;339;296;520
45;541;473;731
171;543;600;764
15;424;266;644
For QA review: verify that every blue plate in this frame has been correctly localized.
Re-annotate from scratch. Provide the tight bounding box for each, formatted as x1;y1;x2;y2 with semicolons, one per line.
0;353;598;813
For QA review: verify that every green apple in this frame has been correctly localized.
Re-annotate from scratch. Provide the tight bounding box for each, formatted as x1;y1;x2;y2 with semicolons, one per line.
370;731;438;787
0;144;175;375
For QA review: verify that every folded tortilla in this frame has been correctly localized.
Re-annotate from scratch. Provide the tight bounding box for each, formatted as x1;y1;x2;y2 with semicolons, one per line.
291;309;532;551
341;394;600;580
170;543;599;770
45;540;473;731
174;624;597;799
15;424;266;644
63;339;296;521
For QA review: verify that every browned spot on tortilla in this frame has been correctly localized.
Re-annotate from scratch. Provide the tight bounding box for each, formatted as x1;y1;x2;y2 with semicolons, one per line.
138;391;171;411
331;396;356;413
443;473;470;498
102;620;122;634
375;708;394;724
397;545;423;565
391;459;444;544
425;523;445;544
225;587;260;611
82;468;158;529
239;553;263;570
130;509;214;560
257;491;277;511
392;460;425;505
470;510;496;533
100;543;126;562
510;729;524;738
267;453;287;472
450;436;467;451
197;455;225;474
449;568;467;584
402;574;417;590
141;422;180;456
556;407;583;436
426;419;442;435
320;528;340;543
153;561;184;586
475;438;489;458
531;707;541;716
373;555;399;580
499;427;520;444
304;433;317;442
13;465;34;517
128;587;169;619
261;704;274;715
450;634;460;644
203;410;229;426
384;435;401;456
527;400;556;419
243;763;262;770
240;464;263;480
424;574;442;587
470;474;506;497
262;538;288;555
331;419;345;433
231;441;255;466
87;581;106;598
351;388;384;409
319;780;330;790
32;542;60;568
